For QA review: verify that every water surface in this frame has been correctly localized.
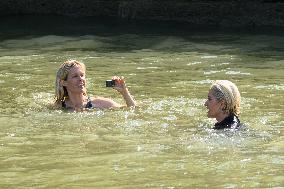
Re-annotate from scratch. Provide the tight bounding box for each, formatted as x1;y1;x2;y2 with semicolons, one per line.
0;16;283;188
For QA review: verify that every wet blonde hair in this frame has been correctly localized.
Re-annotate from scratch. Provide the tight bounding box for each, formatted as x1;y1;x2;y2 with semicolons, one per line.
210;80;241;116
55;60;87;105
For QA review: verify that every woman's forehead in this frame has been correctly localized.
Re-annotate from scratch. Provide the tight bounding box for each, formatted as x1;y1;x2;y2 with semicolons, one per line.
68;65;85;74
208;89;213;94
208;90;215;97
71;65;84;71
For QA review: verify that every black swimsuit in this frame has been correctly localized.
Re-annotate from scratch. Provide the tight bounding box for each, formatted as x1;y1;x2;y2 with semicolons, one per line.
62;97;94;109
213;114;242;130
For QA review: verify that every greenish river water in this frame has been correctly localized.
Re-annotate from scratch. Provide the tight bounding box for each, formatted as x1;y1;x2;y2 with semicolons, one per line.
0;16;283;188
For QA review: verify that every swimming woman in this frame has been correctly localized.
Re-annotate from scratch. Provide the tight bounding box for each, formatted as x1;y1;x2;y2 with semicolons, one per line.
55;60;136;111
204;80;243;130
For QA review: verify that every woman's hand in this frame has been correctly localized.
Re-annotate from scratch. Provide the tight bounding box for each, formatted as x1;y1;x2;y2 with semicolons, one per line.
112;76;136;107
112;76;127;93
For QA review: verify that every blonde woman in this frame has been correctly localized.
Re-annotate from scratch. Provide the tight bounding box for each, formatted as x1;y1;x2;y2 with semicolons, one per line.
204;80;243;130
55;60;136;111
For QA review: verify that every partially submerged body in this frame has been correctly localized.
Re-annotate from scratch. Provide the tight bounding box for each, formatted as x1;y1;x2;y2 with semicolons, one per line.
54;60;136;112
204;80;245;130
213;113;242;130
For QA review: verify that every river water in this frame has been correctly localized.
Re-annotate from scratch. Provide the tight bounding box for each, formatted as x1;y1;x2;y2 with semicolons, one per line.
0;16;283;188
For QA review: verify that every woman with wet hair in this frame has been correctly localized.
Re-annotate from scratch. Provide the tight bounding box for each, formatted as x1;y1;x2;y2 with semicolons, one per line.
204;80;243;130
55;60;136;111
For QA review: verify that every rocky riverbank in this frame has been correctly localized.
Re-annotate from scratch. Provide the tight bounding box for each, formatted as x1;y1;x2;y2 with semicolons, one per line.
1;0;284;27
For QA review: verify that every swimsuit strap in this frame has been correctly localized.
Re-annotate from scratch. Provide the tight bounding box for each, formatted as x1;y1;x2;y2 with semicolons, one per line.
85;97;94;109
62;100;67;108
62;97;94;109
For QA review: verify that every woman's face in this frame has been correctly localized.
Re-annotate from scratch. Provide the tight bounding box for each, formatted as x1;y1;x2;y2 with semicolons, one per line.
204;89;223;118
63;66;86;94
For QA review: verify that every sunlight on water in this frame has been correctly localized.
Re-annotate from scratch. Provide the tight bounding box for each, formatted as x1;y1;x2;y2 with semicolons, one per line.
0;16;283;188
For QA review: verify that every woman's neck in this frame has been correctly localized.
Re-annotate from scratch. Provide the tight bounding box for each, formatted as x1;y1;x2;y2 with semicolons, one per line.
66;93;87;110
216;112;230;123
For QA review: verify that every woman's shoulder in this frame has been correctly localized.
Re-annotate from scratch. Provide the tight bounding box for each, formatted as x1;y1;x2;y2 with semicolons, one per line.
213;114;244;130
91;96;122;109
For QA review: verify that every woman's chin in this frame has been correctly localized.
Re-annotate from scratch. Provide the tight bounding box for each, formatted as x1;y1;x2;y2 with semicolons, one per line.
207;112;213;118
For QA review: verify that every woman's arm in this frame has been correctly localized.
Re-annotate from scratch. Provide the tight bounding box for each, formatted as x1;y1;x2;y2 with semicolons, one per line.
92;97;122;109
112;76;136;107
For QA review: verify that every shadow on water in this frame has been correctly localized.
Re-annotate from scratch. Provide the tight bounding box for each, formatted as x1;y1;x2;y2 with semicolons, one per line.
1;15;284;57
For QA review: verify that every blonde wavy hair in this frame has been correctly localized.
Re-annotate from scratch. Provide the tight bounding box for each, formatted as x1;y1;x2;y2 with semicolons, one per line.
55;60;87;105
210;80;241;116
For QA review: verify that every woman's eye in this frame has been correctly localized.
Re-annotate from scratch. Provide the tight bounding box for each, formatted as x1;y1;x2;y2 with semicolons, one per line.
72;75;78;78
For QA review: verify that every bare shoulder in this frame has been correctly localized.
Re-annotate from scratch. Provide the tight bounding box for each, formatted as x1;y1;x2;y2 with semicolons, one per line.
92;96;122;109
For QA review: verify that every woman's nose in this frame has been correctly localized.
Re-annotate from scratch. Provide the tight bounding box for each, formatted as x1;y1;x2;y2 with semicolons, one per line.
204;100;208;106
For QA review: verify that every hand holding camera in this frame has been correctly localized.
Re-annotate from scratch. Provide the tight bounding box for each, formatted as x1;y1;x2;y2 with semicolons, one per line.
106;76;127;93
105;76;136;107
